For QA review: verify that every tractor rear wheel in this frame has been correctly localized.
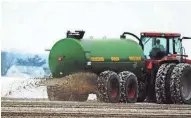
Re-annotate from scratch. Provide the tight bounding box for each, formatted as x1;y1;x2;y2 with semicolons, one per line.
155;63;168;104
155;63;176;104
118;71;138;103
170;63;191;104
97;70;120;103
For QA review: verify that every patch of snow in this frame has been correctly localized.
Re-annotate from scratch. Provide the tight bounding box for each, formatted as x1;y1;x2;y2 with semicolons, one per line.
87;93;97;101
1;77;48;99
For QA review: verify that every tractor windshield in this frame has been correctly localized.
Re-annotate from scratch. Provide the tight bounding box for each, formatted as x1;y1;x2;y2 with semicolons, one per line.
142;37;167;59
142;36;181;59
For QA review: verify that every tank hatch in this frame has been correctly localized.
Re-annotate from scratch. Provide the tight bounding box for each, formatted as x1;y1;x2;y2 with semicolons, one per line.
66;30;85;40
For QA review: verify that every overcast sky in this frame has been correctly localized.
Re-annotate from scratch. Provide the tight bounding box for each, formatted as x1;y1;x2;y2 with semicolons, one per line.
1;0;191;57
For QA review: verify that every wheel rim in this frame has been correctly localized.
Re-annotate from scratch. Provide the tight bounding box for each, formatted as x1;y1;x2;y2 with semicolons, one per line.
127;82;136;99
109;77;120;99
111;89;118;98
128;88;135;98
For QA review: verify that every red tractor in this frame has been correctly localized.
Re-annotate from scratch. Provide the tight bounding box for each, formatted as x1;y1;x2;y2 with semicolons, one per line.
126;32;191;104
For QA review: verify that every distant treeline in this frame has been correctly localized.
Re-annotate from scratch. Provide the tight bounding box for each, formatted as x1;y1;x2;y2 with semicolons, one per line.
1;51;49;76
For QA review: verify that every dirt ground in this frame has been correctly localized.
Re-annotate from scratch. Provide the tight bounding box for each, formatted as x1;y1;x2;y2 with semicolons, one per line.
2;98;191;118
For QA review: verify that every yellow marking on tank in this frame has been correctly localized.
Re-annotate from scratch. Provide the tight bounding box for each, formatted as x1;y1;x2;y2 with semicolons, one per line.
129;56;141;61
90;57;105;61
111;57;120;61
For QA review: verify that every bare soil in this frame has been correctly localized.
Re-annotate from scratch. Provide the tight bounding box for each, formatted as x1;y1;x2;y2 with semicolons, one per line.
2;99;191;118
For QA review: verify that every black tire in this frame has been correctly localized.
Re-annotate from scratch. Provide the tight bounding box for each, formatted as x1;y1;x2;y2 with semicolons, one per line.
159;63;176;104
155;63;168;104
155;63;176;104
97;70;120;103
170;63;191;104
118;71;138;103
165;63;176;104
137;80;147;102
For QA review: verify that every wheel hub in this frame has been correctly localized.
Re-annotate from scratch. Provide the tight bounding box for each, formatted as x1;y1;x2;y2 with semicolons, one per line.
109;76;120;99
111;89;118;98
128;88;135;98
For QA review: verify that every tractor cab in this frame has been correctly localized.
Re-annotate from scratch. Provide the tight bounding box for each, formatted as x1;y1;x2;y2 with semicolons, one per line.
120;31;191;104
140;32;182;60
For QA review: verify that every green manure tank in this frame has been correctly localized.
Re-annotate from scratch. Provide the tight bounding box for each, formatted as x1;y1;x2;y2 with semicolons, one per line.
48;31;145;78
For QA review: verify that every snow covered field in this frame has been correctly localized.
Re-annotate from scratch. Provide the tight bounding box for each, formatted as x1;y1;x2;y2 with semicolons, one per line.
1;76;48;99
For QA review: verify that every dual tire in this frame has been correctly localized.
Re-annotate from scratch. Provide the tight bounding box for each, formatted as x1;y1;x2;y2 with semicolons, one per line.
155;63;191;104
170;63;191;104
97;70;120;103
97;70;138;103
